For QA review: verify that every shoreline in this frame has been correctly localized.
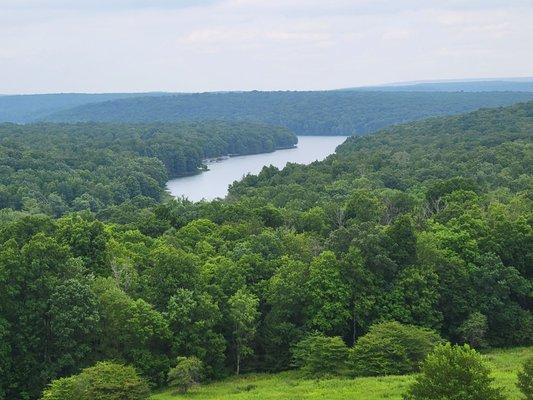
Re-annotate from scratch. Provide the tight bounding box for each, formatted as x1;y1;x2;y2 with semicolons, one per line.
167;143;299;179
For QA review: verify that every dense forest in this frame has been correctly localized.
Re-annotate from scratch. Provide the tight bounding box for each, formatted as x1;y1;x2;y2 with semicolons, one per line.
0;102;530;399
0;93;170;123
0;121;296;215
44;91;533;135
2;82;532;125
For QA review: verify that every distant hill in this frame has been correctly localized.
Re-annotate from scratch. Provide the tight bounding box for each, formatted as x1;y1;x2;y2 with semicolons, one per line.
347;79;533;92
0;92;171;123
44;91;533;135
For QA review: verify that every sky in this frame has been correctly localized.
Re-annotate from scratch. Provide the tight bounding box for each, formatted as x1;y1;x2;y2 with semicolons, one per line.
1;0;532;94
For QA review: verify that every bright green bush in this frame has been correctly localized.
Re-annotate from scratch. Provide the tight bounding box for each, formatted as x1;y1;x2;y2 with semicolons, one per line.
518;356;533;400
41;361;150;400
41;376;80;400
348;321;442;376
291;333;348;377
405;343;505;400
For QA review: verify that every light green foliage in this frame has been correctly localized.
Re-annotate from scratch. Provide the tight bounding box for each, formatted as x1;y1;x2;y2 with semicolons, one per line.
291;333;348;377
517;356;533;400
296;206;327;234
228;288;260;375
349;321;442;376
406;343;505;400
42;361;150;400
151;347;532;400
41;376;79;400
167;356;203;394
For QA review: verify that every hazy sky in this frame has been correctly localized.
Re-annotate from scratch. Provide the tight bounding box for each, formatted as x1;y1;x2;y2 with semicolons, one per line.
1;0;532;94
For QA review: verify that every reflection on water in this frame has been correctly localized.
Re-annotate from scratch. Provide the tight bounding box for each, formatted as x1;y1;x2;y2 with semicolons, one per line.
166;135;347;201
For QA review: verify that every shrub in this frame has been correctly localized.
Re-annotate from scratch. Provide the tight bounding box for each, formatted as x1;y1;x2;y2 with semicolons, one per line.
167;356;203;394
233;384;257;393
517;356;533;400
405;343;505;400
348;321;442;376
41;376;80;400
291;333;348;377
41;361;150;400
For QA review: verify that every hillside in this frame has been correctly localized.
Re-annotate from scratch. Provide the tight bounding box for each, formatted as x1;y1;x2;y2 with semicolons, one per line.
230;101;533;203
0;92;172;123
1;103;531;400
44;91;533;135
151;347;532;400
0;121;296;215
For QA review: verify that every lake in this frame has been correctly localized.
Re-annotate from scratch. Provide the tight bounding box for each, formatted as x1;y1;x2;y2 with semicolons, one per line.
166;135;347;201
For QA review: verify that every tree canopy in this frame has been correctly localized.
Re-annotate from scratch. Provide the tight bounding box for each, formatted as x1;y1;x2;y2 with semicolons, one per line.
0;101;530;399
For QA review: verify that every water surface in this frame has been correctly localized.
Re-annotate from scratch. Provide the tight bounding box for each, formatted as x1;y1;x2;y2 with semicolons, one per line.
166;135;347;201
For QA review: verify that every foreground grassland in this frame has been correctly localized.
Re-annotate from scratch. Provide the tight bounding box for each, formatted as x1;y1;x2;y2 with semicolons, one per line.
151;347;532;400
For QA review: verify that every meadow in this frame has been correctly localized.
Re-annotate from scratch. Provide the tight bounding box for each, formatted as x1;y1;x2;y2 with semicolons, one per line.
151;347;532;400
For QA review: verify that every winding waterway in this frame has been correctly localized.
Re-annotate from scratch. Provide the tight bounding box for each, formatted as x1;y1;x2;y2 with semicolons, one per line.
166;136;347;201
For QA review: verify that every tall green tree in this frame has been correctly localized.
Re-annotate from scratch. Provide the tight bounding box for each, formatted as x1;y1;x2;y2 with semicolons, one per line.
228;288;259;375
305;251;350;335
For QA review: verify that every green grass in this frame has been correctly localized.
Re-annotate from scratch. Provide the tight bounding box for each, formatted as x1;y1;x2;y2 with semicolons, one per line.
151;347;532;400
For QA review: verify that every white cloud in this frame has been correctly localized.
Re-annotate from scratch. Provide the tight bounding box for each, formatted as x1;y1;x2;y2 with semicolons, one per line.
0;0;532;93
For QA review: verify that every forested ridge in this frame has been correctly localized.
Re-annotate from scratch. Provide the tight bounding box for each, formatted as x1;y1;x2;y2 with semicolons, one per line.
349;80;533;92
0;93;169;123
0;102;531;399
45;91;533;135
0;121;296;215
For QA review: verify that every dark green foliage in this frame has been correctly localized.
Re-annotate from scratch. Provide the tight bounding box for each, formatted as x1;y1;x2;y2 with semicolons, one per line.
230;101;532;347
0;121;296;215
92;278;171;386
518;356;533;400
167;356;203;394
291;333;349;377
457;312;489;348
405;344;505;400
386;215;417;268
344;190;383;223
0;220;100;400
44;91;533;135
348;321;442;376
305;251;350;335
0;101;531;399
41;361;150;400
384;265;442;330
0;93;162;123
166;289;226;379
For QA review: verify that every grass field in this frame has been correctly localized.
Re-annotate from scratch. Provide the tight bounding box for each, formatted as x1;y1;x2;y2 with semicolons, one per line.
151;347;531;400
